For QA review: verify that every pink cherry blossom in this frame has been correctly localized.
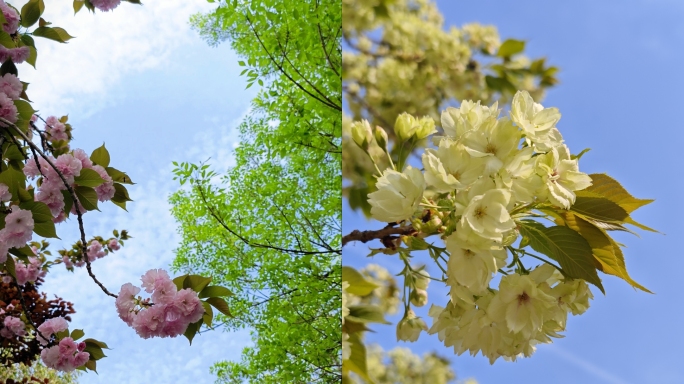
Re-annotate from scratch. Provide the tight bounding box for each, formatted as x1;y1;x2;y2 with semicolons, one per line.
0;208;33;249
72;148;93;169
108;239;120;251
141;269;172;293
116;283;140;326
91;165;115;201
90;0;122;12
37;317;68;346
0;182;10;202
86;240;106;261
173;288;205;324
0;92;16;126
15;257;45;286
0;73;21;99
41;337;90;372
1;316;26;338
0;2;19;34
46;116;69;142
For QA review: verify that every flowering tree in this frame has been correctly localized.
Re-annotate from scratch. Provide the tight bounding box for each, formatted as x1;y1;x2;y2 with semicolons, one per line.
341;0;655;382
0;0;232;374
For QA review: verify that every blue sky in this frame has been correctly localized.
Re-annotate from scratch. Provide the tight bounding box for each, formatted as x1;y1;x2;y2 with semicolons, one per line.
10;0;256;382
343;1;684;383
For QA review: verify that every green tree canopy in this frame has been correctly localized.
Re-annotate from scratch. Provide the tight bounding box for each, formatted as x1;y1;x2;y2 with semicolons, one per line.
170;0;341;382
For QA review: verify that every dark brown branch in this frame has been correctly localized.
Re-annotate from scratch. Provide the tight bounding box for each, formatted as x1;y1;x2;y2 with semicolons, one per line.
342;224;416;247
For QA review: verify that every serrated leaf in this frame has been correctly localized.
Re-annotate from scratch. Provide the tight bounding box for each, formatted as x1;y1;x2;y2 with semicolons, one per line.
105;166;133;184
497;39;525;58
70;329;85;340
14;100;34;121
73;0;84;14
26;46;36;68
4;256;15;278
74;186;99;211
342;266;378;296
182;274;212;292
201;301;213;327
519;221;604;293
562;212;651;293
0;32;14;49
73;168;105;187
345;305;391;324
83;344;105;360
571;193;628;223
0;59;17;76
18;200;51;222
20;0;44;28
205;297;232;317
84;359;96;372
90;143;110;167
585;174;654;213
33;221;58;238
198;285;233;298
172;275;186;291
183;320;201;345
0;167;26;201
4;143;26;161
32;26;74;43
83;338;109;349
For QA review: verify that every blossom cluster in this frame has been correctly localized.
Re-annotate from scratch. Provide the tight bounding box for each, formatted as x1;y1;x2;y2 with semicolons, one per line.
0;207;34;263
40;337;90;372
24;146;116;222
359;90;596;362
116;269;205;339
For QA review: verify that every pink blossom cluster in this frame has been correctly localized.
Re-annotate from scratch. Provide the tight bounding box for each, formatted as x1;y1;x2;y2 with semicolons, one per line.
41;337;89;372
36;316;68;346
116;269;204;339
15;256;46;286
24;147;116;224
90;0;122;12
44;116;69;142
0;45;29;65
0;72;20;127
0;208;34;262
0;1;19;35
0;316;25;338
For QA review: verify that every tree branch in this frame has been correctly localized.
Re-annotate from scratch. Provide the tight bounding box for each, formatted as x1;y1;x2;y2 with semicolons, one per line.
342;224;417;247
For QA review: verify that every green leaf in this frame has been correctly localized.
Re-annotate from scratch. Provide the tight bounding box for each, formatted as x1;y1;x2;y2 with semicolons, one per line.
83;344;106;360
20;0;44;28
74;186;99;211
205;297;232;317
342;266;378;296
111;183;132;210
0;32;14;49
70;329;85;340
33;221;58;238
4;143;26;161
183;274;212;292
562;212;651;293
26;46;37;68
20;35;34;48
571;192;629;223
84;359;96;373
90;143;110;167
198;285;233;298
585;173;654;214
14;100;34;121
345;304;391;324
4;256;15;279
73;168;105;187
519;221;604;293
497;39;525;58
32;26;74;43
172;275;186;291
201;301;213;327
183;320;201;345
0;59;17;77
83;338;109;349
343;332;373;383
105;166;134;184
0;167;26;201
73;0;84;14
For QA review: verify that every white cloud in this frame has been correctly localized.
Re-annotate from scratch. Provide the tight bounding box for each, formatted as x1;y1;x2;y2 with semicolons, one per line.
11;0;216;115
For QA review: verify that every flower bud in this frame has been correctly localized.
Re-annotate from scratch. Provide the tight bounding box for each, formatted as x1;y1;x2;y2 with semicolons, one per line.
374;125;389;152
351;120;373;150
415;116;436;140
394;113;418;142
410;288;428;307
413;269;430;290
396;309;427;342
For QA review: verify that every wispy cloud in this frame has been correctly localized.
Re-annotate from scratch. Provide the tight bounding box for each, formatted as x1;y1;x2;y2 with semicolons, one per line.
547;345;630;384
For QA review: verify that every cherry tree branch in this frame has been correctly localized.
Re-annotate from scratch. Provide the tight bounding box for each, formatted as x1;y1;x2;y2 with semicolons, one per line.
342;224;416;247
0;118;117;299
